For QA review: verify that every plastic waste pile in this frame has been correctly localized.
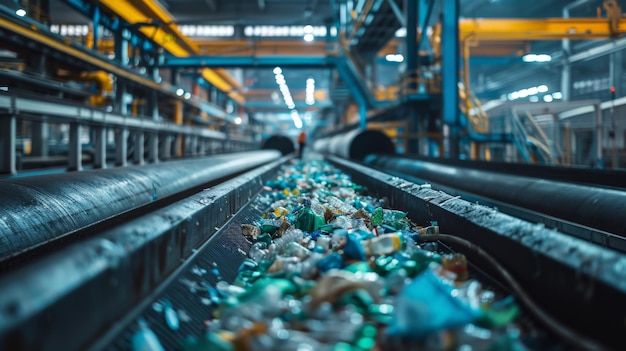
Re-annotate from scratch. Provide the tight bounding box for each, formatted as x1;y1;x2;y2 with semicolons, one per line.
136;159;527;351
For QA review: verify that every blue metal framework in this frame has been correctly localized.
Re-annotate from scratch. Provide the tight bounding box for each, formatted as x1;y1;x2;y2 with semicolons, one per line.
163;56;336;68
442;0;460;158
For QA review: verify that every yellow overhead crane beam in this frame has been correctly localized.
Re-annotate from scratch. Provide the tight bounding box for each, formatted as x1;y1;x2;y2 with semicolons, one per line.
459;0;625;41
95;0;244;104
460;17;626;41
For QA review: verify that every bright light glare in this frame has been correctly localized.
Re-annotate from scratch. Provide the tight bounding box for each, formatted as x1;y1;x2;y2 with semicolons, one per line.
522;54;551;63
552;92;563;99
291;110;303;128
527;87;538;95
15;9;26;17
176;88;184;96
304;25;313;33
303;33;314;42
306;78;315;85
543;95;553;102
234;117;242;124
385;54;404;62
537;85;549;93
183;92;191;99
273;67;282;74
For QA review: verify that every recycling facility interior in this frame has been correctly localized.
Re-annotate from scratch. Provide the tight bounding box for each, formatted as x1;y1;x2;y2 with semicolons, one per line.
2;0;626;350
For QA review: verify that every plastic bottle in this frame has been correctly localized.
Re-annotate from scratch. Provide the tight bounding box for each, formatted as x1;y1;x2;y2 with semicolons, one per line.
361;232;405;256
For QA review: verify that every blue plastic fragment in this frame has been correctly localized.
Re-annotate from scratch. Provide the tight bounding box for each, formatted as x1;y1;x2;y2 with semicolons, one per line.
163;299;180;331
316;253;344;272
202;281;222;305
132;318;165;351
342;233;366;261
238;258;258;272
387;269;482;338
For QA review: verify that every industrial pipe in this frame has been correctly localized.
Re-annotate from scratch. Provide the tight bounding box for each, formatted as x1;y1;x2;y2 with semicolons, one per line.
313;129;396;160
363;154;626;237
0;150;281;264
261;134;295;155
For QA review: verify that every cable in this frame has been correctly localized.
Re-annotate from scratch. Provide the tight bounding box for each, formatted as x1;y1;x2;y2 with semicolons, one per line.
418;233;611;351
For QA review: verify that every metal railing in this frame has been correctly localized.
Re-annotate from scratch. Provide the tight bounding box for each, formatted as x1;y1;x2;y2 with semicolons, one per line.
0;91;256;175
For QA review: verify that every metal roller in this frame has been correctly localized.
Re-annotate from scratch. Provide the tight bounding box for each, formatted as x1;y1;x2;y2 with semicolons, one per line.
313;129;396;160
363;154;626;238
0;150;281;264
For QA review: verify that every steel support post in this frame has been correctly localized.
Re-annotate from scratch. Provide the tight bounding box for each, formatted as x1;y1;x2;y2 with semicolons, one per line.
189;136;198;156
147;133;159;163
115;128;129;167
609;50;622;168
0;115;16;175
93;126;107;169
173;135;182;157
442;0;460;159
92;6;100;51
114;28;129;65
160;134;172;160
406;0;418;76
31;120;49;157
133;131;144;165
595;104;604;169
68;123;82;171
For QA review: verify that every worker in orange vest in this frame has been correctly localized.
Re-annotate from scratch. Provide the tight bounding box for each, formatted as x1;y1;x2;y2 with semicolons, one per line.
297;131;307;159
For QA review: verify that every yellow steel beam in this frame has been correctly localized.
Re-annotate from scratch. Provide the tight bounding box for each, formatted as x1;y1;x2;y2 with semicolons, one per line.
0;16;165;92
95;0;244;104
459;18;626;41
467;41;529;57
97;0;196;56
244;90;328;100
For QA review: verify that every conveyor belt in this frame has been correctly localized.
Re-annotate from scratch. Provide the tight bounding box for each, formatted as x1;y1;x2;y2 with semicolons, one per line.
1;155;624;350
0;150;281;269
362;154;626;252
0;155;290;351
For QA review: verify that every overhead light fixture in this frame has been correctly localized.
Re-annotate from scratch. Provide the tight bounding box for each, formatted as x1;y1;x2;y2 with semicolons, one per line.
176;88;184;96
273;67;282;75
543;95;553;102
291;110;303;129
304;25;313;33
305;77;315;105
522;54;551;63
507;85;550;101
15;8;26;17
385;54;404;62
183;92;191;99
234;117;242;124
552;92;563;99
303;33;314;42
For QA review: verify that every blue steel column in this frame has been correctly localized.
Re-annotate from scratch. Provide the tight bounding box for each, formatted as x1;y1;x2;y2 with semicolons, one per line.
442;0;460;158
92;6;100;51
406;0;419;154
